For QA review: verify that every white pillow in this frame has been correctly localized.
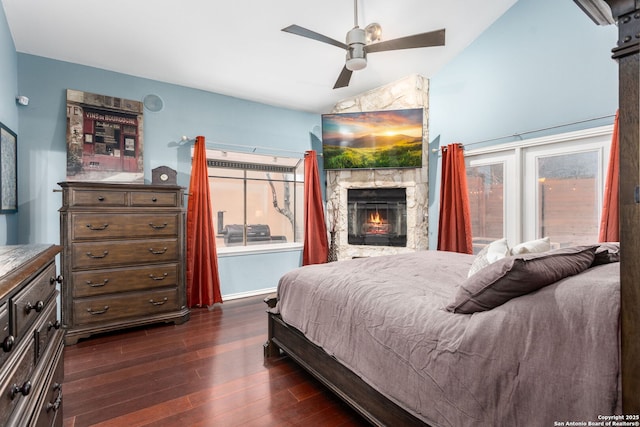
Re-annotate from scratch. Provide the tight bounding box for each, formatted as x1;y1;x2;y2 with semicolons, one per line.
467;238;510;277
510;237;551;255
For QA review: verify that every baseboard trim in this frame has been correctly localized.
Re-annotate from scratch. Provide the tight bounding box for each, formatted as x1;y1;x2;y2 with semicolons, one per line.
222;287;277;301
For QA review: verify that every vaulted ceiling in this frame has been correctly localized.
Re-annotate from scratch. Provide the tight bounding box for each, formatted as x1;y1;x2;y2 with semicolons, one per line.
2;0;517;113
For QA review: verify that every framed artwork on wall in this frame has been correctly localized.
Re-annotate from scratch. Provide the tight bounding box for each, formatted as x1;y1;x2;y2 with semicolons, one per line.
0;121;17;213
66;89;144;183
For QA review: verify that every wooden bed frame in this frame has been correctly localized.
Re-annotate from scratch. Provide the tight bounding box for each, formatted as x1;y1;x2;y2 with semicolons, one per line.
264;295;426;426
264;1;640;423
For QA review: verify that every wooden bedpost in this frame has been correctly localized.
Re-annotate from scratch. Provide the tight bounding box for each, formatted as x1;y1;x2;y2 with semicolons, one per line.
575;0;640;414
263;294;282;358
602;0;640;415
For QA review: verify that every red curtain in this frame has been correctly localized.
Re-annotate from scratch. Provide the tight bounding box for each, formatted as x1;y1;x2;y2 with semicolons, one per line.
303;150;329;265
438;143;473;254
186;136;223;307
599;110;620;242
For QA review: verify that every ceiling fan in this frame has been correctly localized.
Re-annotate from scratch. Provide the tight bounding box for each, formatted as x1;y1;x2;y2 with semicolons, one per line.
282;0;446;89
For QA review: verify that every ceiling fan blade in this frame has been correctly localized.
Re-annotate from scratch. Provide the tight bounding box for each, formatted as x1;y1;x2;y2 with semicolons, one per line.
282;25;348;50
333;66;353;89
365;28;445;53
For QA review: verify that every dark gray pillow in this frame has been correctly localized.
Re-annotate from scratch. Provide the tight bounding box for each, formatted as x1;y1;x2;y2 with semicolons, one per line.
446;245;597;314
592;242;620;266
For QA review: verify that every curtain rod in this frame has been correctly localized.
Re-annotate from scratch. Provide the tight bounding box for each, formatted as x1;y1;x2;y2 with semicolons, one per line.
171;136;309;157
432;114;616;153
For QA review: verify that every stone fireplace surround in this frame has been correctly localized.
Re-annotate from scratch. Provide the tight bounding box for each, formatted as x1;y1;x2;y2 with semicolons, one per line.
325;75;429;260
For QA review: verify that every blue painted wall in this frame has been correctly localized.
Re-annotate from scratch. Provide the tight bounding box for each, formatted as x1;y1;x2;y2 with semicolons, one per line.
11;53;319;298
427;0;619;247
0;5;18;244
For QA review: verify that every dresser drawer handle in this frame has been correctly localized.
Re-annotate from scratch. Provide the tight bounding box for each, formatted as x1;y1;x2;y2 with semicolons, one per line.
25;300;45;314
97;196;105;202
87;306;110;315
149;297;168;306
48;320;62;331
2;335;14;353
86;251;109;259
86;279;109;287
149;273;168;281
50;275;64;285
148;222;168;229
86;223;109;231
148;247;168;255
152;197;158;202
46;384;63;412
10;381;32;399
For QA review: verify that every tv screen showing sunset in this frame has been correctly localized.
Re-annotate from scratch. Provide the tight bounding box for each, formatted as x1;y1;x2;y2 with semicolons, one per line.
322;108;423;170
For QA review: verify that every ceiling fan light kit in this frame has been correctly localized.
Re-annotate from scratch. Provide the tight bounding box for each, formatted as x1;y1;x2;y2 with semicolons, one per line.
282;0;446;88
365;23;382;43
346;49;367;71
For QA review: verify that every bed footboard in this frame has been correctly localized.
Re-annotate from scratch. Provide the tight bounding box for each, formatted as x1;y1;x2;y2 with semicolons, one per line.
264;297;428;427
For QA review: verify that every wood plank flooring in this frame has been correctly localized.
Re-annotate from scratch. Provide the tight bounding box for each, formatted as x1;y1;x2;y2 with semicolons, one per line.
62;295;369;427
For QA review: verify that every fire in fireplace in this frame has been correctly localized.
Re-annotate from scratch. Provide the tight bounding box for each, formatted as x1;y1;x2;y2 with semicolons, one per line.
347;188;407;247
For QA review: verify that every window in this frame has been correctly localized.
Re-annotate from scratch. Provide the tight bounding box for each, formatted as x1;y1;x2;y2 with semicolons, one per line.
528;150;600;246
466;151;517;253
467;163;505;246
201;149;304;252
465;126;612;251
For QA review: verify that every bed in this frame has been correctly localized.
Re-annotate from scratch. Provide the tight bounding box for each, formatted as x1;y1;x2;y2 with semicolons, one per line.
264;244;621;426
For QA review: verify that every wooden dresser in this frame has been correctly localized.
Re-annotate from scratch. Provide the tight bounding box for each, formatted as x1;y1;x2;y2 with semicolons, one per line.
58;182;190;345
0;244;64;427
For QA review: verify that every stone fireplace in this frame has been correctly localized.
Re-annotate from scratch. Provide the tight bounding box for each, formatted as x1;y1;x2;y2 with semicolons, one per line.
326;75;429;260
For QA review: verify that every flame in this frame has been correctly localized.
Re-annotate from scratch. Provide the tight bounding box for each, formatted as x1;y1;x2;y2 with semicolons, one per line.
369;211;383;224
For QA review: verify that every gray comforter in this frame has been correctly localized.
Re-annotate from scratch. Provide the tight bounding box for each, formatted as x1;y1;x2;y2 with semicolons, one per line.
274;250;621;427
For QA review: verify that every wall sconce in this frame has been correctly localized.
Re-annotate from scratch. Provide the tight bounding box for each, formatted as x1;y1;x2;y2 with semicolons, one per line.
16;95;29;106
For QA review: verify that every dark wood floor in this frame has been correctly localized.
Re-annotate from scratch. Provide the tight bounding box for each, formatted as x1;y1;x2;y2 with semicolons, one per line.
62;295;369;427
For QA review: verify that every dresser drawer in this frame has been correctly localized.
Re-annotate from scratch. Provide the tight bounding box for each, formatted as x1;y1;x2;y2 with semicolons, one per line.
11;263;57;342
72;263;179;297
0;303;10;367
131;191;178;207
33;341;64;427
71;213;179;240
69;189;127;207
73;287;179;325
0;339;36;427
35;299;60;364
72;239;179;269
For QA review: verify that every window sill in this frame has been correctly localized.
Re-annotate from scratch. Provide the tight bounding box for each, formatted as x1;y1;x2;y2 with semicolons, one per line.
217;242;304;257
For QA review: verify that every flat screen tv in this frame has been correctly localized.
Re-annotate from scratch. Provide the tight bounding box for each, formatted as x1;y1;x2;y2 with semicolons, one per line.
322;108;423;170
